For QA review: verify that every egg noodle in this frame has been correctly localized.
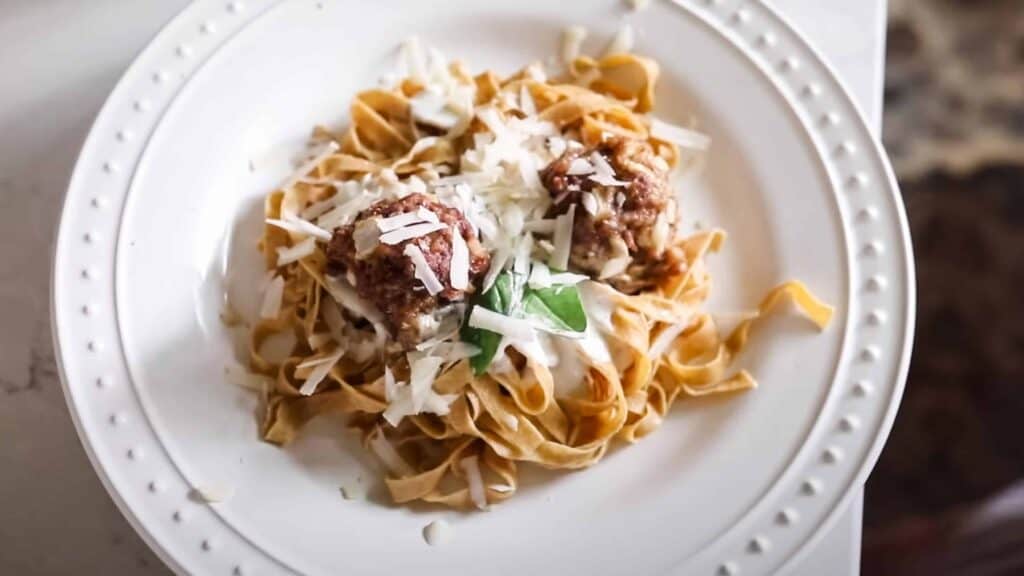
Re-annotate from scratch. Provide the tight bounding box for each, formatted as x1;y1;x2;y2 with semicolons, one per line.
244;38;833;509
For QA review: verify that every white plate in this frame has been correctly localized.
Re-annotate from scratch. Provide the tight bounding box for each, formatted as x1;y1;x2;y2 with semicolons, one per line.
52;1;914;574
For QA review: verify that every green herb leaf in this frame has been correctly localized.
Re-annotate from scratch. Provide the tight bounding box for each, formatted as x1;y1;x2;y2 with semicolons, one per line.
461;272;517;375
523;284;588;333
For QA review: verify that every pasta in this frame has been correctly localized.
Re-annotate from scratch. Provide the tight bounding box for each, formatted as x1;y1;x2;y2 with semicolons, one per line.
241;37;833;510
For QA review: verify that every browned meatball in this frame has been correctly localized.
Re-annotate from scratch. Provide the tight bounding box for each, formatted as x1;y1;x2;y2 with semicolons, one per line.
541;137;684;293
326;193;490;347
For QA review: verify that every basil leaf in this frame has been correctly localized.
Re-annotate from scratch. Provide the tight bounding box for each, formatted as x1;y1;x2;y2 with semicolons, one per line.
523;284;587;333
461;272;516;375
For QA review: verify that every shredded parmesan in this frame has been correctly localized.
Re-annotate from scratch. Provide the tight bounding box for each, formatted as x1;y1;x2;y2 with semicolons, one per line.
423;520;453;547
468;307;535;341
567;158;595;175
481;246;510;293
324;275;385;324
408;354;446;412
604;23;635;56
353;218;381;257
266;216;332;240
599;237;632;279
528;261;552;288
512;234;534;275
224;363;272;393
649;318;693;358
549;204;575;270
379;222;446;245
650;118;711;151
519;85;537;116
437;341;482;362
317;192;375;230
449;227;470;290
404;244;445;295
307;332;334;350
320;299;345;340
376;211;426;232
368;429;415;476
523;219;557;234
260;275;285;319
300;196;340;221
581;191;599;215
562;26;588;65
588;152;630;186
411;88;461;129
460;456;488;510
276;236;317;266
278;141;339;192
556;269;590;290
298;349;344;396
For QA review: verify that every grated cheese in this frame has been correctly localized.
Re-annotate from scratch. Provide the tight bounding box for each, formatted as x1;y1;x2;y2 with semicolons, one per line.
460;456;488;510
528;261;551;288
266;215;332;241
423;520;453;547
411;88;461;130
404;244;445;295
599;237;632;279
435;341;482;362
481;246;510;293
376;211;428;232
588;152;630;186
519;85;537;116
604;23;635;56
353;218;381;257
498;412;519;431
400;37;428;83
380;222;446;245
224;363;272;393
548;136;568;158
650;117;711;151
324;275;385;325
321;299;345;342
278;141;340;193
368;428;415;476
298;349;344;395
581;191;599;215
307;332;334;350
317;192;376;230
449;226;470;290
408;354;446;412
276;236;317;266
512;234;534;276
406;175;427;194
649;318;693;358
260;275;285;319
300;196;341;221
468;307;535;341
549;204;575;270
561;25;588;65
523;219;557;234
567;157;595;175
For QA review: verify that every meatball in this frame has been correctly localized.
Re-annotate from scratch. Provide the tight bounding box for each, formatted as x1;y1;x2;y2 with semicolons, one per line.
541;137;684;293
326;193;490;347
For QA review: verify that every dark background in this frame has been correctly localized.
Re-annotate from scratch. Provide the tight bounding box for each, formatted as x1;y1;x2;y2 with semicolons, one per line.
863;0;1024;573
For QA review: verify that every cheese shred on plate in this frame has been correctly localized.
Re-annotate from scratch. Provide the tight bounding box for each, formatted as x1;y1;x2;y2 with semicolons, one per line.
404;243;445;295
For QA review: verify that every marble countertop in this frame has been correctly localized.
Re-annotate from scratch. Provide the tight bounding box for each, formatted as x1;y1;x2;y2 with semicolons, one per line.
0;1;885;574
